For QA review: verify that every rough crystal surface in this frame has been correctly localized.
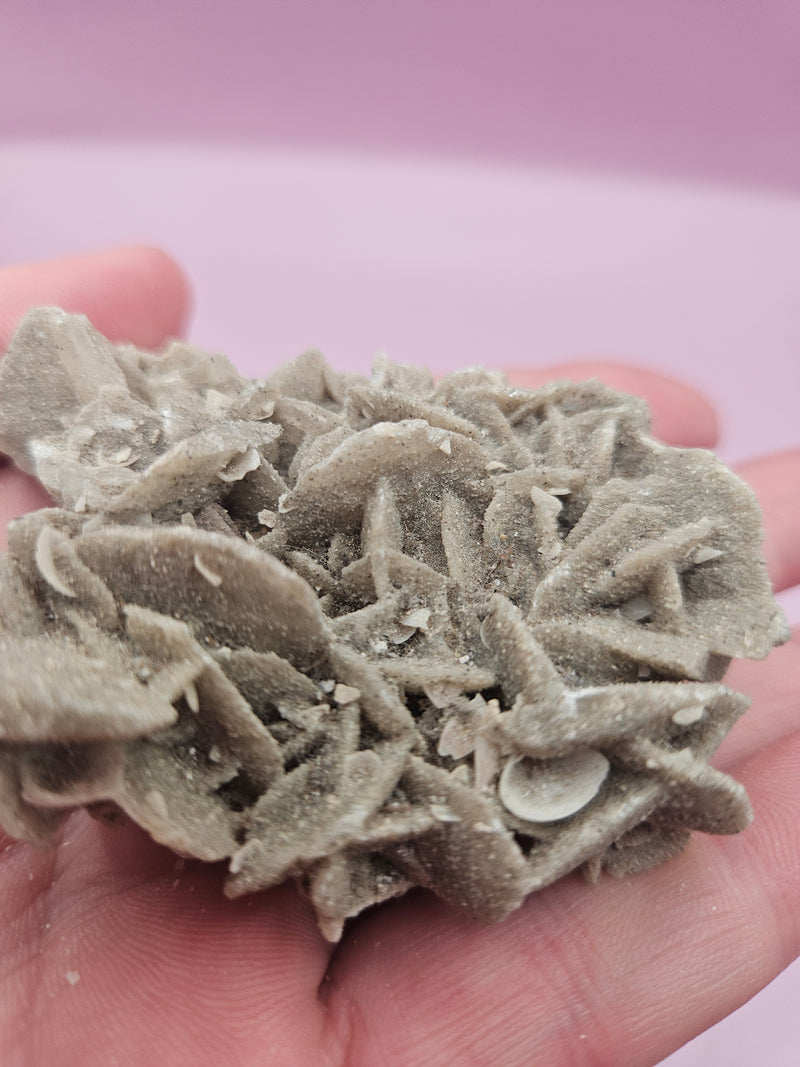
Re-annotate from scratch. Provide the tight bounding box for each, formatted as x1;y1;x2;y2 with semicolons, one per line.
0;308;789;940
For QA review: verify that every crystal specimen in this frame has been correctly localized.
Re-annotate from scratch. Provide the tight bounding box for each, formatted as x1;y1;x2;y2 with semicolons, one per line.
0;307;789;941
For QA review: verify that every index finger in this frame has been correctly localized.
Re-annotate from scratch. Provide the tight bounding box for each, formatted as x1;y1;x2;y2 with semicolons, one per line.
0;246;190;354
0;247;191;540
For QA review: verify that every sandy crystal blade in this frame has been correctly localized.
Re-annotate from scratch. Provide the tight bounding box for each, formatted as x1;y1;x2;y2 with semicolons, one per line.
0;308;789;941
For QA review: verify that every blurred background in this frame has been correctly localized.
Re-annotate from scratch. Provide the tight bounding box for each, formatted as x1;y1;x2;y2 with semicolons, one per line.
2;3;798;1061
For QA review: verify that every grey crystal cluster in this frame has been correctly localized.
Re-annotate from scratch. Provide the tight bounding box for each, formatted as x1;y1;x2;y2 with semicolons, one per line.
0;308;789;940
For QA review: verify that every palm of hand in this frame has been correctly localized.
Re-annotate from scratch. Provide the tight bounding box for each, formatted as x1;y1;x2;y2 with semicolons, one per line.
1;250;797;1067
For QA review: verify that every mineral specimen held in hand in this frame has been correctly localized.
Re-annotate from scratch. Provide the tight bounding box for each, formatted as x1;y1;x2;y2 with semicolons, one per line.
0;308;789;940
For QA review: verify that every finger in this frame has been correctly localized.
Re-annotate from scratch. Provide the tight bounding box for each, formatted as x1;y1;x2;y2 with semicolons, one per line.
713;628;800;772
0;813;335;1064
325;730;800;1067
505;362;719;449
0;247;191;543
736;450;800;594
0;246;190;353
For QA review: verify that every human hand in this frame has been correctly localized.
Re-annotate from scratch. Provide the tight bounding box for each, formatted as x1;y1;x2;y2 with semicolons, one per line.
0;249;797;1066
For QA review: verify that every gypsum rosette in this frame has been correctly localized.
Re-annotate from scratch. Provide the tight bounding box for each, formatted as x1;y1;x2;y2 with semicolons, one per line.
0;308;789;941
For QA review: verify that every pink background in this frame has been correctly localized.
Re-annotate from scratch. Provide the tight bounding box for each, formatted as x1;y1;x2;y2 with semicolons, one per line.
2;3;798;1063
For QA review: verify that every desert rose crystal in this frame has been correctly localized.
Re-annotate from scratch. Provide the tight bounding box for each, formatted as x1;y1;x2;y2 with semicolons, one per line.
0;308;788;940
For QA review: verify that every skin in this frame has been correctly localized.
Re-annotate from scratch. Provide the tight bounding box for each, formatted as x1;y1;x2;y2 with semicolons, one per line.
0;248;798;1067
